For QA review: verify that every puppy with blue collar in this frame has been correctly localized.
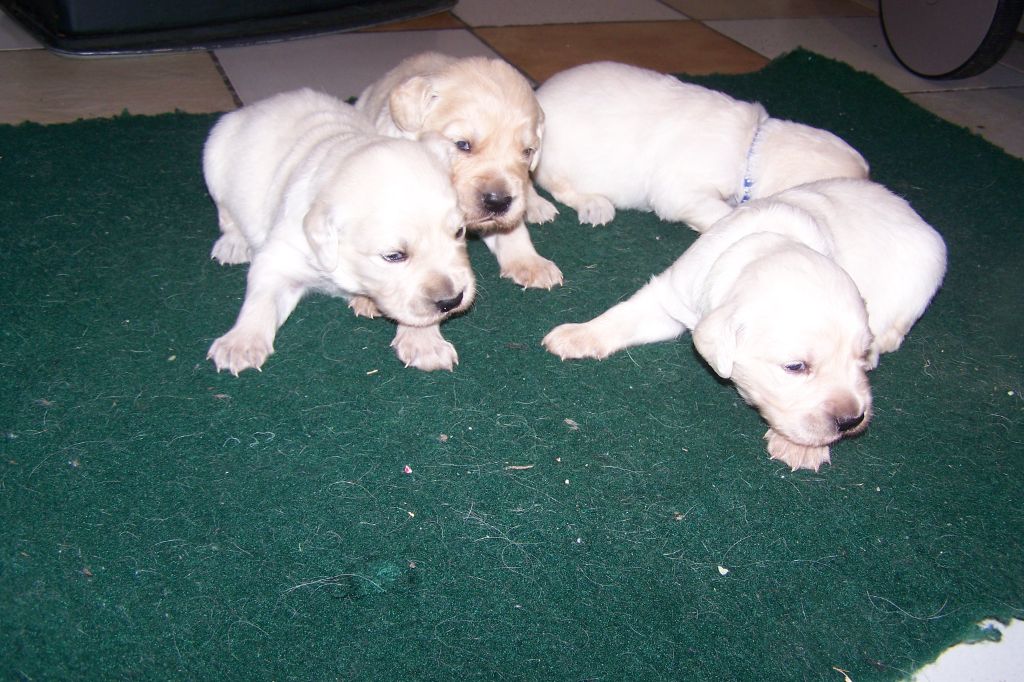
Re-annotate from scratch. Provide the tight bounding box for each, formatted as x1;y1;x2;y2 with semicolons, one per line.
533;61;869;232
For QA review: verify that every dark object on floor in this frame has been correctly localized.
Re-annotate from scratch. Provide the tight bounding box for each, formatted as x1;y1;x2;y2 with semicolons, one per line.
0;0;455;55
880;0;1024;79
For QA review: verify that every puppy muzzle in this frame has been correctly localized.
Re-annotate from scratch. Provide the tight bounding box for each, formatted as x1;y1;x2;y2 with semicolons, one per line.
436;290;464;314
461;176;525;232
780;403;872;447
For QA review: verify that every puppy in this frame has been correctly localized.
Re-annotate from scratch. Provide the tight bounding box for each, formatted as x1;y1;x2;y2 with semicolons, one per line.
534;61;869;232
543;178;946;471
204;88;475;374
356;51;563;289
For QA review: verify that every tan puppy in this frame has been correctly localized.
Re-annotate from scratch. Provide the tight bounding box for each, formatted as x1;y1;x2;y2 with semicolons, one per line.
204;88;475;373
544;178;946;471
357;51;563;289
534;61;869;232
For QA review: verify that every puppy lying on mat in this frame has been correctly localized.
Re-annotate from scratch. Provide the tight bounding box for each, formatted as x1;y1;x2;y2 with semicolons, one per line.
534;61;869;232
357;51;563;289
544;178;946;471
204;88;475;374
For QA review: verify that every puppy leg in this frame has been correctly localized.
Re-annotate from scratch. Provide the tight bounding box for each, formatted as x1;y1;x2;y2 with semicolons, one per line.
542;177;615;226
348;295;382;319
210;205;252;265
764;429;832;472
544;276;686;359
391;324;458;371
208;255;305;375
652;192;733;233
867;321;914;369
483;223;563;289
525;183;559;224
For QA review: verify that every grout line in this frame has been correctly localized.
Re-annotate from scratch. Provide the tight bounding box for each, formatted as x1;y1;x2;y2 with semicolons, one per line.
463;26;539;85
652;0;691;20
207;50;243;109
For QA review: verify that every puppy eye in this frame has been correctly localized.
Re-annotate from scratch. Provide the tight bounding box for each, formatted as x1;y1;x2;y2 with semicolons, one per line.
523;147;535;160
783;361;808;374
454;140;472;153
381;251;407;263
454;226;466;239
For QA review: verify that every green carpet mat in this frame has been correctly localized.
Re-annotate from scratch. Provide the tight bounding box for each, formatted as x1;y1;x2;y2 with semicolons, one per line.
1;50;1021;680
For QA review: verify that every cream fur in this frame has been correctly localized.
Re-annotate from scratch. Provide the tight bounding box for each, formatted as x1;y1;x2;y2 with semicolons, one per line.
357;51;563;289
534;61;870;232
204;88;475;374
543;178;946;471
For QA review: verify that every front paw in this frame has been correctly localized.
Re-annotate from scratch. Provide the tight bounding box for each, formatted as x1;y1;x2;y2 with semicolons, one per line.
391;325;458;371
576;194;615;226
543;322;615;360
501;254;563;289
208;329;273;376
526;195;559;224
764;429;831;472
210;233;252;265
348;295;382;319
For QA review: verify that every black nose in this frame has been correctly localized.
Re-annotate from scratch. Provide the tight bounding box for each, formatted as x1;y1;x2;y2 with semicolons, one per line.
482;192;512;215
836;413;865;433
436;291;464;313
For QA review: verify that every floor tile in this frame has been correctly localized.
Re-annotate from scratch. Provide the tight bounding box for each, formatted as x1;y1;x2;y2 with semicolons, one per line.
908;87;1024;159
915;620;1024;682
215;29;500;104
661;0;873;20
0;50;236;124
0;9;41;50
361;11;466;32
476;21;768;83
453;0;683;26
706;17;1024;93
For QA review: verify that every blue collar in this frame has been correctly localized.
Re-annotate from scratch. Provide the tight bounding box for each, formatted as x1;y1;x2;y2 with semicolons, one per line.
739;124;764;204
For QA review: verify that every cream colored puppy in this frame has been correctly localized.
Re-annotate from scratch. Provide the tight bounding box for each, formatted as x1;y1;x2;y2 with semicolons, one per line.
544;178;946;471
357;51;562;289
204;88;475;374
534;61;869;231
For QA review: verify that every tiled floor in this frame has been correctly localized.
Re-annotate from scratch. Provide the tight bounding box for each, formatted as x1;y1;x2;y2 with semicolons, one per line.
1;0;1022;157
0;1;1021;676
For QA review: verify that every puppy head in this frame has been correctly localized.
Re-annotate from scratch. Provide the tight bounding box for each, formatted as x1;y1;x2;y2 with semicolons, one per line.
693;244;873;448
388;57;544;232
304;138;475;327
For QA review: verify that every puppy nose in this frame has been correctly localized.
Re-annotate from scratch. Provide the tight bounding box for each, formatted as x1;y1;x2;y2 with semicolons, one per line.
436;290;464;313
482;192;512;215
836;413;865;433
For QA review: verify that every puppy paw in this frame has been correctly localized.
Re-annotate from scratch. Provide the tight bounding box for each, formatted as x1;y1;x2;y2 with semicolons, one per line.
348;295;382;319
501;254;563;289
764;429;832;472
391;325;458;371
576;195;616;226
210;233;252;265
870;325;908;364
543;322;615;360
526;195;559;224
208;329;273;376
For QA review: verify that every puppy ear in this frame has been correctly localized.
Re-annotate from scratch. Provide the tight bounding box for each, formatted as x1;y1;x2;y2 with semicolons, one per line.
530;108;545;172
303;201;339;272
388;76;437;134
692;305;739;379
